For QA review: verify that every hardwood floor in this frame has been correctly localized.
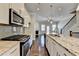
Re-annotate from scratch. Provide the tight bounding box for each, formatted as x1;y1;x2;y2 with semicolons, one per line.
29;38;48;56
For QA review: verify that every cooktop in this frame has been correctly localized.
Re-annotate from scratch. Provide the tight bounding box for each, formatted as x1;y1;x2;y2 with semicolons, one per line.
1;35;30;41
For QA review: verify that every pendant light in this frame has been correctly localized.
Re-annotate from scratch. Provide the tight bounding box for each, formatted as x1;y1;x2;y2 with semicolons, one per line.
48;4;53;24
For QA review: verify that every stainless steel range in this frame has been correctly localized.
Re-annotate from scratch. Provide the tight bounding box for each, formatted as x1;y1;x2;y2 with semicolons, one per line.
1;35;30;56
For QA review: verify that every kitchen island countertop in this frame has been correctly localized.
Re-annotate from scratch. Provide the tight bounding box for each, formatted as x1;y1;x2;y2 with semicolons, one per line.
47;34;79;56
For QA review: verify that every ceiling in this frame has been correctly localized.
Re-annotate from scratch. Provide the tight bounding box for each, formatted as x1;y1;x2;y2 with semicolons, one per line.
24;3;78;22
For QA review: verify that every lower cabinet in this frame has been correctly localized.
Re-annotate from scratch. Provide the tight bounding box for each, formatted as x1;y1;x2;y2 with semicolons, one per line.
46;36;52;55
56;44;73;56
1;42;20;56
46;35;74;56
50;39;57;56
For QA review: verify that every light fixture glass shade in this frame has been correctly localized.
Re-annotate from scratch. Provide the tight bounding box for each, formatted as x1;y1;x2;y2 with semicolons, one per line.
48;16;52;20
48;19;50;22
58;8;62;11
37;8;40;11
50;21;53;24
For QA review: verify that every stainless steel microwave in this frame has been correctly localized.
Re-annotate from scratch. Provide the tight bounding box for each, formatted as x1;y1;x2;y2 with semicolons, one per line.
9;8;24;26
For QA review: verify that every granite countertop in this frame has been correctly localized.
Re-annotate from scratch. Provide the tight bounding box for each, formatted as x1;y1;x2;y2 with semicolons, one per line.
47;34;79;56
0;41;19;55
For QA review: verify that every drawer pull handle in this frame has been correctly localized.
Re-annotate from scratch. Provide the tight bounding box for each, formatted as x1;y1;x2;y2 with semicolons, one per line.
64;53;67;56
56;52;58;56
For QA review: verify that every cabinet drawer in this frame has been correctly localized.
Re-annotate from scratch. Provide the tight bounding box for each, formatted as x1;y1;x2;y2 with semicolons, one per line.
51;40;59;56
10;48;18;56
2;47;17;56
9;43;20;56
2;43;20;56
56;43;73;56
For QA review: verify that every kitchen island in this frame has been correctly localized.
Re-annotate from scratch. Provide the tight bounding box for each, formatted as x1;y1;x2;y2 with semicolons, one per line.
46;34;79;56
0;41;20;56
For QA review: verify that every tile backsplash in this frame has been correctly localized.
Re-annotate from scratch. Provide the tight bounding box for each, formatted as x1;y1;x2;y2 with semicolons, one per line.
0;26;23;38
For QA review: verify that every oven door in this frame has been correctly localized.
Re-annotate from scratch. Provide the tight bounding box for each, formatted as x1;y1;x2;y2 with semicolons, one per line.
22;42;29;56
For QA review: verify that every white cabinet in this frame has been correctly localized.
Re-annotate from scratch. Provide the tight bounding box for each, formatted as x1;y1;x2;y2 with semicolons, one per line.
46;35;74;56
23;16;30;27
46;36;57;56
0;3;25;24
2;42;20;56
21;9;31;27
10;43;20;56
9;3;31;27
0;3;9;24
51;39;58;56
56;44;73;56
11;3;32;27
46;36;51;54
10;3;24;15
0;3;31;25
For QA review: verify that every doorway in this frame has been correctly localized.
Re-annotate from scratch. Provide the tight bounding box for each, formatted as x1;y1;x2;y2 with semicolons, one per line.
46;26;50;34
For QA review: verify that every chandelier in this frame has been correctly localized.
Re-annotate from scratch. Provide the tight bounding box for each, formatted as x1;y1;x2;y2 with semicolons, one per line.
48;4;53;24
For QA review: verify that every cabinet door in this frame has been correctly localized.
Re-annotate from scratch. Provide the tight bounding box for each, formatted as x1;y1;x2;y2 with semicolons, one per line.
10;3;20;14
10;43;20;56
48;39;52;55
0;3;9;24
52;45;58;56
51;40;58;56
46;36;61;56
23;16;29;27
21;9;28;17
46;36;51;54
56;43;73;56
10;3;25;15
10;3;19;13
21;10;31;27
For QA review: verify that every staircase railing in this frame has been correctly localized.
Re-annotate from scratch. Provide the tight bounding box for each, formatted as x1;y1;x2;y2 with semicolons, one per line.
61;14;76;34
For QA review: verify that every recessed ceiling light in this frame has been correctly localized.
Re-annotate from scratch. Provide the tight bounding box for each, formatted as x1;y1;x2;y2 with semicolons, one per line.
37;8;40;11
58;8;62;11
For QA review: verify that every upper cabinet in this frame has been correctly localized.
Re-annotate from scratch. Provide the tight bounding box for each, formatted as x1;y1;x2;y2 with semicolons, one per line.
0;3;9;24
20;4;31;27
0;3;31;26
10;3;32;27
9;3;24;15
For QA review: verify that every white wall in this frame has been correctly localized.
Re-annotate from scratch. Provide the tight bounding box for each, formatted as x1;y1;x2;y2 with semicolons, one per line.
57;13;77;37
35;22;39;30
70;11;79;32
58;20;70;34
30;13;40;40
61;16;76;36
58;14;75;34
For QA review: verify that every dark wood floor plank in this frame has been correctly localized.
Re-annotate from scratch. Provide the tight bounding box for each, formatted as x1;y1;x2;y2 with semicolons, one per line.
29;39;48;56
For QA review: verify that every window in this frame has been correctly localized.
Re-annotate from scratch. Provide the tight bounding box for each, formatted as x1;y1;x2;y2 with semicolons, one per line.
41;24;45;31
52;24;56;31
46;26;50;34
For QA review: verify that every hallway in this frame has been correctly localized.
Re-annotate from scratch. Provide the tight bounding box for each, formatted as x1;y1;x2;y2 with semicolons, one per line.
29;35;48;56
